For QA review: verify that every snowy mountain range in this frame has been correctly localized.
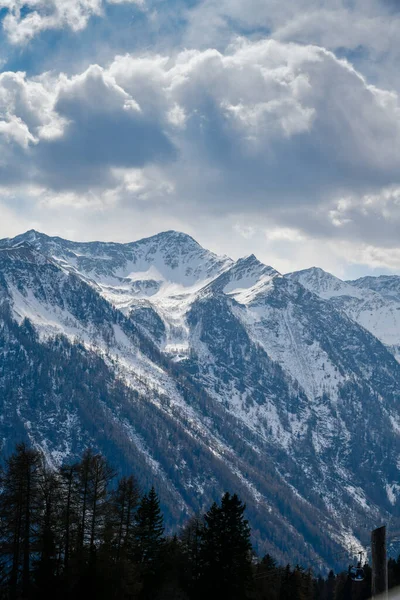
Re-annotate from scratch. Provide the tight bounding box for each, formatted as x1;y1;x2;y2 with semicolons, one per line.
0;230;399;569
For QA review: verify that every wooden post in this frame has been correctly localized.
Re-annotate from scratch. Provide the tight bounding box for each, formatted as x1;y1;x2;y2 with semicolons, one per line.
371;525;388;598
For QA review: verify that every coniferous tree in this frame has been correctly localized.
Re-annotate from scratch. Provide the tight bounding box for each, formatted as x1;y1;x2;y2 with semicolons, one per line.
59;462;80;575
134;486;164;568
279;564;295;600
3;441;395;600
179;514;204;595
292;565;314;600
32;466;63;600
326;570;336;600
75;449;114;560
96;475;143;600
0;444;43;600
134;486;164;599
110;475;141;561
314;574;325;600
254;554;281;600
76;449;92;559
87;453;115;559
199;492;252;600
334;572;352;600
154;535;189;600
389;556;400;589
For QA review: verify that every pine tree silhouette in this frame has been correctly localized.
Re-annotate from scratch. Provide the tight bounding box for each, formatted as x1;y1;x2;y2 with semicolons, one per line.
199;492;252;600
0;444;43;600
134;486;164;566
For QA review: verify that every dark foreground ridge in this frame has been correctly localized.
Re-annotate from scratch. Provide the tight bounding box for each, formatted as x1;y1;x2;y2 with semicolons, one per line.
1;444;399;600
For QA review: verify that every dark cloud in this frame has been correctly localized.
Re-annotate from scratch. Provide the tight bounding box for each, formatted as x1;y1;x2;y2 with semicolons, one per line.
0;64;176;190
37;102;176;190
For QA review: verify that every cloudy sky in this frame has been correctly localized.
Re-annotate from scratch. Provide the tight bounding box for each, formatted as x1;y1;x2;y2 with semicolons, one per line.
0;0;400;277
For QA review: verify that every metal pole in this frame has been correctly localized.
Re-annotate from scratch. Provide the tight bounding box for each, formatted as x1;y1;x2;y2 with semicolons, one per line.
371;525;388;599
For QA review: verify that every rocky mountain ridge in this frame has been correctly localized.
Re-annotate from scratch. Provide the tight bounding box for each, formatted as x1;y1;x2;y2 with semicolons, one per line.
0;230;399;568
288;266;400;361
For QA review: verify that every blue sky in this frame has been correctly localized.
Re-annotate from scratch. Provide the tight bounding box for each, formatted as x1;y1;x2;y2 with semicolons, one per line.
1;0;400;278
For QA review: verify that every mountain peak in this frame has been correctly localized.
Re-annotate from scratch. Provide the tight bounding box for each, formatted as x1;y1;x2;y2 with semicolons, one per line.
287;266;366;300
287;266;331;278
131;230;205;253
236;253;258;265
150;230;199;243
205;253;281;305
23;229;39;241
235;253;279;274
0;230;55;252
17;229;50;242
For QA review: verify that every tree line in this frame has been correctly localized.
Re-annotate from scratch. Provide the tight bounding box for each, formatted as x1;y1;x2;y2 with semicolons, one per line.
0;444;399;600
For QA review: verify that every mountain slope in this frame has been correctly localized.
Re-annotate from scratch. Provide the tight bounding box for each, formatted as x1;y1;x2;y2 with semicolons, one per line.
0;231;399;567
288;267;400;361
0;242;342;565
0;230;232;357
186;258;400;530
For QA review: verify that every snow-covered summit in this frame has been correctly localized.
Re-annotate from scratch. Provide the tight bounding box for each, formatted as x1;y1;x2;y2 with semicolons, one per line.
0;230;56;252
206;254;281;305
288;266;400;360
286;267;364;300
0;230;235;359
128;230;203;254
1;230;232;294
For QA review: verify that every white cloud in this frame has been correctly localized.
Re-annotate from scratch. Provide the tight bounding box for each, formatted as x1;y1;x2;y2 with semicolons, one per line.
344;245;400;271
0;0;143;44
182;0;400;93
265;227;306;243
184;1;399;57
1;39;400;190
1;38;400;273
0;71;64;142
0;115;36;147
323;186;400;245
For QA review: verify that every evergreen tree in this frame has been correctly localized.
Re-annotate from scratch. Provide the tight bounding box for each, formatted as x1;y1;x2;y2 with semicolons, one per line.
0;444;43;600
389;556;400;589
155;535;189;600
75;449;114;560
254;554;281;600
134;487;165;599
87;453;115;559
199;492;252;600
134;486;164;568
32;466;63;600
334;572;352;600
59;462;80;574
76;449;92;559
279;564;294;600
179;515;204;595
326;570;336;600
292;566;314;600
110;475;141;561
314;574;325;600
4;441;394;600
